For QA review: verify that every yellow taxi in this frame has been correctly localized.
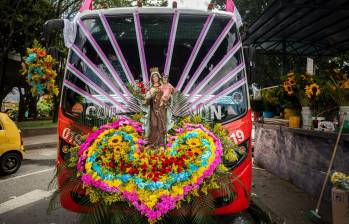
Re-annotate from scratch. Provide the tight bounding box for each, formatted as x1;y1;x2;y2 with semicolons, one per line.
0;112;24;174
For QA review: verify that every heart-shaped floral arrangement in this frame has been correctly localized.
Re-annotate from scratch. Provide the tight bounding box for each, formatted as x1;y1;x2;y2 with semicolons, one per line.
77;118;223;221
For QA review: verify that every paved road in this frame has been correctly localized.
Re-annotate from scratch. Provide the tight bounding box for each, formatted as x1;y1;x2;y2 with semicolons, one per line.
0;147;77;224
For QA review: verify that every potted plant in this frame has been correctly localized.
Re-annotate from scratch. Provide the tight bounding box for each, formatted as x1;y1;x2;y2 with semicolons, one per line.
328;69;349;132
304;82;323;128
294;73;314;129
261;87;279;118
281;72;301;119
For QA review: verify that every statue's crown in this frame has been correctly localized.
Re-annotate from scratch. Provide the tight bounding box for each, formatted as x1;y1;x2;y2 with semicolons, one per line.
150;67;160;75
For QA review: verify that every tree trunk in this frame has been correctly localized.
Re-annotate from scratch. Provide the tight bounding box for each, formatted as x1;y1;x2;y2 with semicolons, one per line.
18;88;26;121
52;94;59;122
0;54;9;101
28;95;39;119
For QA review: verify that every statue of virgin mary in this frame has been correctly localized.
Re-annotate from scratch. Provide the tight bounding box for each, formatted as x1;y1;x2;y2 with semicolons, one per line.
143;67;173;148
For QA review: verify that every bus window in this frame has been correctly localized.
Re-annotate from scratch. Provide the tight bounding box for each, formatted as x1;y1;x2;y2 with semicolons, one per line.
140;14;172;74
71;29;124;94
61;86;114;127
169;14;208;85
83;18;130;85
105;15;142;81
69;51;119;96
182;15;231;89
197;85;248;124
219;86;248;123
187;24;239;92
198;48;243;94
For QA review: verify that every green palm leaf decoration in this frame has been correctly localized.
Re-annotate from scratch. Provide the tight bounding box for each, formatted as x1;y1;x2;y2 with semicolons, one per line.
170;92;191;119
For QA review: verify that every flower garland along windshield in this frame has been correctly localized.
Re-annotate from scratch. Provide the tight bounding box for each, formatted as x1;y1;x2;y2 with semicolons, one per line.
63;116;245;223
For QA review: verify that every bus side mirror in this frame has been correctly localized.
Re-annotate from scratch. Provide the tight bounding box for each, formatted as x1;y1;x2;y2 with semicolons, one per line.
43;19;65;43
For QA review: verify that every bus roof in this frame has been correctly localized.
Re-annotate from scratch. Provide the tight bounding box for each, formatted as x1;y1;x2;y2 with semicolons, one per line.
79;7;235;19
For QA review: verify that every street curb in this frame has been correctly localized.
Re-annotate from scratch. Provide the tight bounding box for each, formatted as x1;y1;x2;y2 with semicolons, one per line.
25;142;57;150
21;128;57;137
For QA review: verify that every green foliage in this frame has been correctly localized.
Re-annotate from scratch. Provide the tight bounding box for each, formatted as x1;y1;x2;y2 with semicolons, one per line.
0;0;56;109
277;89;299;109
0;0;56;56
93;0;133;9
49;0;82;18
170;92;191;120
37;98;53;118
210;0;274;29
321;69;349;107
260;87;279;111
92;0;167;9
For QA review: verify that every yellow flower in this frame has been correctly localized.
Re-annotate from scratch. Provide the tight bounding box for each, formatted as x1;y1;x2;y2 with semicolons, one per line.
101;153;112;165
86;187;100;203
224;150;238;162
144;194;158;208
186;138;201;148
125;181;136;192
85;162;93;172
171;185;184;196
112;179;122;187
287;72;294;77
305;83;320;99
283;81;294;96
288;79;296;86
108;135;123;147
331;172;348;184
217;164;229;172
340;80;349;88
191;147;202;155
45;55;53;63
287;75;296;85
92;172;101;181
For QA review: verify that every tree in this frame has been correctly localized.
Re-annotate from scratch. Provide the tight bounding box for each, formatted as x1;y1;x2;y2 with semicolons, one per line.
211;0;274;33
0;0;56;105
49;0;82;18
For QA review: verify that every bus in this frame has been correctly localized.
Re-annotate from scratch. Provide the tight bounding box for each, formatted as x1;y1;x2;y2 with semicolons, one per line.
51;1;252;217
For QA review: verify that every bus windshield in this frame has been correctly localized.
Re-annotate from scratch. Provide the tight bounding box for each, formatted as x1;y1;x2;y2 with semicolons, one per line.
61;10;247;126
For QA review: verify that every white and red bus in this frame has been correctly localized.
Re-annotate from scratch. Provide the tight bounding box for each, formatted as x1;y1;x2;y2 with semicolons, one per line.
52;1;252;217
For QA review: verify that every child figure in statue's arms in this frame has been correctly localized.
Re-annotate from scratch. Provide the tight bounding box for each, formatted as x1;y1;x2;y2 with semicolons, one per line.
159;74;175;107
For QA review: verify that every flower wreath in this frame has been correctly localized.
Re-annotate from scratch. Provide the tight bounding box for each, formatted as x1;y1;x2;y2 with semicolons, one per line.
52;115;247;223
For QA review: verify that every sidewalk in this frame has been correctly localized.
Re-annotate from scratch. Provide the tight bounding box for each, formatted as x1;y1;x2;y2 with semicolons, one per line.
252;166;332;224
23;134;57;150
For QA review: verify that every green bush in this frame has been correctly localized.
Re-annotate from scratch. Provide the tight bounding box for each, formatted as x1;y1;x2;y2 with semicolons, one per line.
37;98;53;118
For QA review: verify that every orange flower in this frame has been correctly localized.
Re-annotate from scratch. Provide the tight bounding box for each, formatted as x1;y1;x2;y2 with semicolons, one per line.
37;50;46;57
